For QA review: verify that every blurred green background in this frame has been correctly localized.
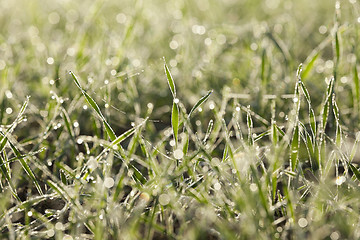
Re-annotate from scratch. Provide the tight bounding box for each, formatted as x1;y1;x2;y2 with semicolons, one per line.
1;0;359;137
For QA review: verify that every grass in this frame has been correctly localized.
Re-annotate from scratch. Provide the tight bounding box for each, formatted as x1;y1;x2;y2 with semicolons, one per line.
1;0;360;239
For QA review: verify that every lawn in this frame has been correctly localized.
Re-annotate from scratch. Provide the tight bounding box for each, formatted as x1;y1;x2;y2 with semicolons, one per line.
1;0;360;239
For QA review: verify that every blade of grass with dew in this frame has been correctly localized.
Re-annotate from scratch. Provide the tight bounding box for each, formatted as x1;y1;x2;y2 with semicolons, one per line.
172;101;179;144
164;63;176;98
301;52;319;80
250;165;273;221
61;108;75;143
246;108;254;146
70;71;116;141
188;90;213;118
332;94;342;147
110;118;148;147
353;64;360;111
290;124;300;172
0;153;21;202
203;119;214;144
8;140;43;195
348;162;360;181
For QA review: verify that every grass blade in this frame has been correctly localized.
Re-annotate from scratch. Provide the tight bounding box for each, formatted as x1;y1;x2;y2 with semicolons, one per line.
302;52;319;80
290;124;299;171
8;140;43;195
348;162;360;181
172;101;179;144
188;90;213;118
164;63;176;98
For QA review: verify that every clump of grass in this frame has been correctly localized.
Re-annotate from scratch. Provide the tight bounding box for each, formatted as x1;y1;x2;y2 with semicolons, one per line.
1;0;360;239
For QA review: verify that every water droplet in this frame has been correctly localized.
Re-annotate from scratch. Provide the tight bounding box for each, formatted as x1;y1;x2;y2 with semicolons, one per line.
47;229;55;237
293;97;298;103
330;231;340;240
214;182;221;190
298;218;308;228
47;57;54;65
335;176;346;186
250;183;257;192
169;139;176;147
174;149;184;159
174;98;179;104
55;222;64;230
104;177;115;188
159;193;170;205
5;107;13;114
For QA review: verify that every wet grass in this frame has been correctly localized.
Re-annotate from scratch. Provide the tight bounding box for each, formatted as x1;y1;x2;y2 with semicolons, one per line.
1;0;360;239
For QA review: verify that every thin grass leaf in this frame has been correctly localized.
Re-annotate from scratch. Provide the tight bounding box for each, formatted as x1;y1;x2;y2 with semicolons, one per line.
335;31;340;65
111;118;148;147
291;124;300;171
46;180;71;202
309;108;316;138
261;48;266;87
302;52;319;80
300;82;311;104
164;63;176;98
60;170;67;185
103;120;116;141
246;109;254;145
348;162;360;181
8;141;43;195
172;101;179;144
272;122;278;145
69;71;82;89
0;154;21;202
61;109;75;141
354;64;360;108
250;165;272;221
203;119;214;143
83;91;105;120
188;90;213;118
183;131;189;155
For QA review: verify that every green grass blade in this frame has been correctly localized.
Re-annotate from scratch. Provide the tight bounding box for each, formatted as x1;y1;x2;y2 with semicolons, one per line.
353;64;360;109
0;154;21;202
188;90;213;118
348;162;360;181
61;109;75;141
172;101;179;144
164;63;176;98
69;71;82;89
111;118;148;147
290;124;299;171
8;141;43;195
82;90;105;120
302;52;319;80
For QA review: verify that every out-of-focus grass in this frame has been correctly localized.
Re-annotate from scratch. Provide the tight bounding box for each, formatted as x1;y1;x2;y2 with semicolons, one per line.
1;0;360;239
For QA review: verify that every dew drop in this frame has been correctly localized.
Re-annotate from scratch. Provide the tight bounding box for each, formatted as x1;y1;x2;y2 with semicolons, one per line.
104;177;115;188
174;149;184;159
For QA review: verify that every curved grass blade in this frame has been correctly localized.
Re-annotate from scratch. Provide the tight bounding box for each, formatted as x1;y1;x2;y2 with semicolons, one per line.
188;90;213;118
164;63;176;98
111;118;148;147
8;140;43;195
0;153;21;202
70;71;116;140
348;162;360;181
301;52;319;80
69;71;82;89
